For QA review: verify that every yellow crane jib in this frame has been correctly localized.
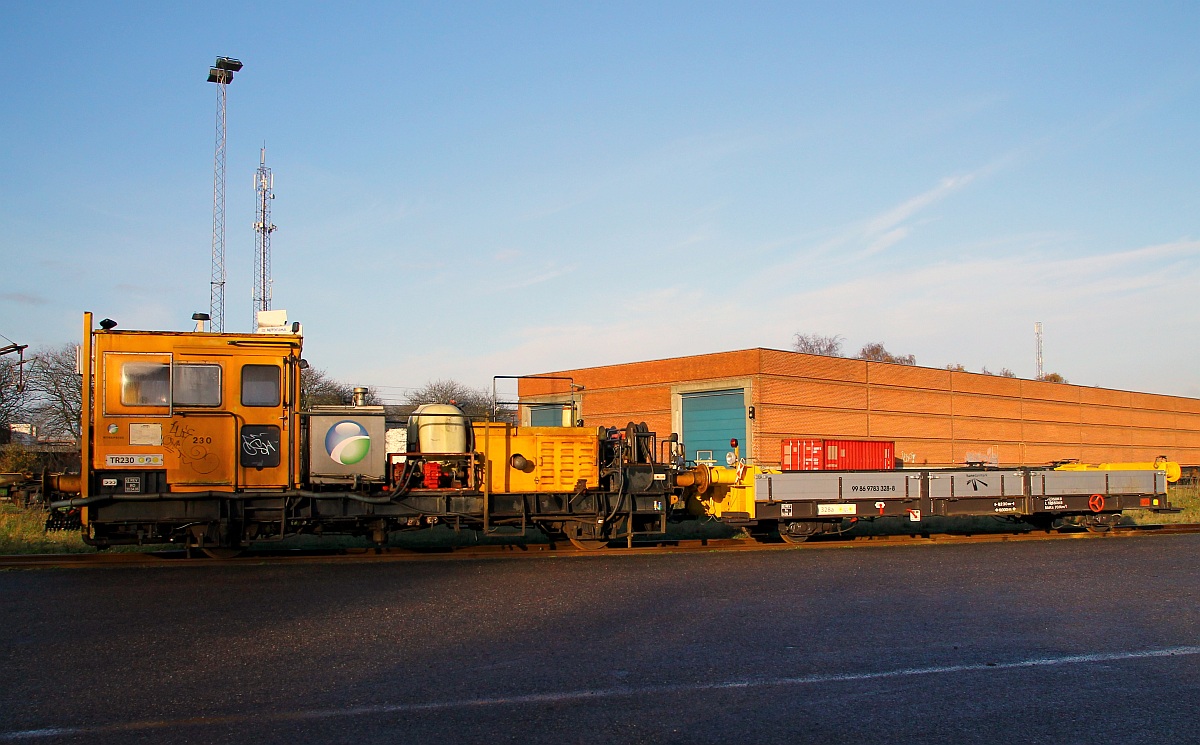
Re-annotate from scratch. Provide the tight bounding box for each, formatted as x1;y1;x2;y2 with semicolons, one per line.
1054;456;1181;484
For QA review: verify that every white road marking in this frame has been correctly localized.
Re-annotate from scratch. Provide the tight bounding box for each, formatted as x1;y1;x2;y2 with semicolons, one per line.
4;645;1198;740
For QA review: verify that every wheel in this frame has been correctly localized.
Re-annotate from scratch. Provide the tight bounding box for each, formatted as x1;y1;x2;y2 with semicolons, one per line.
778;521;825;544
567;524;612;551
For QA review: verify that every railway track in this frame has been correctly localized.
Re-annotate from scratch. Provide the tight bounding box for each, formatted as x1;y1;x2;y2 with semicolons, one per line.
3;522;1199;569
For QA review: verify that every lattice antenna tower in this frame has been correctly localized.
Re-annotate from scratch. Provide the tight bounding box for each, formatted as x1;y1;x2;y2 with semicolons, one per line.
206;56;243;333
1035;321;1044;380
252;146;277;330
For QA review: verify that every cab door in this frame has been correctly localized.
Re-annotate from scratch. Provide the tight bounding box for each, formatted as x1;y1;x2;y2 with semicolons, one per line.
238;362;290;489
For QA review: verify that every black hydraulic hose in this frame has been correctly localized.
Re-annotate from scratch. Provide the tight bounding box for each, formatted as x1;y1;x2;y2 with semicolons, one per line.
50;495;112;509
53;488;400;509
49;491;225;509
294;490;397;505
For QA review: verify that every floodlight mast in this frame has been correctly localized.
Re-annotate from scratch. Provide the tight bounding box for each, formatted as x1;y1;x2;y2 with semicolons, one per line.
252;146;276;330
1035;321;1044;380
207;56;242;333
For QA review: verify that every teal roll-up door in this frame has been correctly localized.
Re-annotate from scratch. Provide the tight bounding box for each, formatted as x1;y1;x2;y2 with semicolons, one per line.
530;404;569;427
681;389;746;464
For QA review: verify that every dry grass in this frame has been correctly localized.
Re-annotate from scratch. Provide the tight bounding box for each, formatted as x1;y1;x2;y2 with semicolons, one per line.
1136;482;1200;524
0;504;93;555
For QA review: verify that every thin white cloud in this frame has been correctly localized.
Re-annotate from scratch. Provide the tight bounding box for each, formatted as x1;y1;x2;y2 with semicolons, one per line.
863;173;975;239
503;264;578;291
855;174;976;257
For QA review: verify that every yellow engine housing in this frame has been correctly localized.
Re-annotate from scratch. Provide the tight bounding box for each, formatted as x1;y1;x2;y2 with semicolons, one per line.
474;423;600;494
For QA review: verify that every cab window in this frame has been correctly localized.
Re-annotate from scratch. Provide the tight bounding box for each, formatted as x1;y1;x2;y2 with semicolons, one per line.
174;364;221;406
242;365;281;407
121;364;169;406
120;363;221;407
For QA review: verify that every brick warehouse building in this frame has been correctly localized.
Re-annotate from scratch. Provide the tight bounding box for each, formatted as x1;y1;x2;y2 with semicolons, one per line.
517;348;1200;472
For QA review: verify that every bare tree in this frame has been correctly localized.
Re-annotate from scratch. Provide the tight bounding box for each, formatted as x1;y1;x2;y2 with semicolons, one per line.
792;333;845;357
945;363;967;372
999;368;1016;378
404;379;505;419
1037;372;1068;383
0;358;27;445
301;367;379;408
25;344;82;441
856;342;916;366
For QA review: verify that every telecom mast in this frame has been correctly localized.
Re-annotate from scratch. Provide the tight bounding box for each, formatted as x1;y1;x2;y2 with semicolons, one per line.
206;56;243;333
252;147;277;330
1035;321;1044;380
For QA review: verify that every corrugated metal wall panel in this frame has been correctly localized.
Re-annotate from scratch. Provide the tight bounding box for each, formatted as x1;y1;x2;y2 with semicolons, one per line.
1130;428;1177;447
954;418;1024;441
870;412;953;439
759;407;869;438
951;374;1024;397
1129;391;1175;411
1128;409;1176;429
1021;379;1081;403
870;387;952;415
895;440;955;466
1080;445;1126;463
953;395;1023;419
1024;443;1083;462
1081;406;1131;426
1022;400;1081;423
1079;387;1133;407
583;387;668;415
949;440;1004;462
759;350;866;383
759;378;867;409
869;364;952;390
1080;424;1132;446
1023;421;1083;442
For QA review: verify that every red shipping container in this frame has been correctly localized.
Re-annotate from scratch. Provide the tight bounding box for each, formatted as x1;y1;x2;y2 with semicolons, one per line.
781;439;895;471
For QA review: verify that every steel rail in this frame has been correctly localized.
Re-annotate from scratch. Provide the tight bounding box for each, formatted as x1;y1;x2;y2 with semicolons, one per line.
3;522;1199;570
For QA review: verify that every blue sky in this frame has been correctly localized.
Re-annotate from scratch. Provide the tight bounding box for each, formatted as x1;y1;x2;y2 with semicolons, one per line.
3;2;1199;401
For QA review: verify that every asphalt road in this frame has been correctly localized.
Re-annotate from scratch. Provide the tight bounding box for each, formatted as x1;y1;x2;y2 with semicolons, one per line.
2;535;1199;744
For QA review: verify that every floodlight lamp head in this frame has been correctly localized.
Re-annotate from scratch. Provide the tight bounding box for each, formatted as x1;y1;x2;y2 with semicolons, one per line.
207;67;233;84
214;57;243;72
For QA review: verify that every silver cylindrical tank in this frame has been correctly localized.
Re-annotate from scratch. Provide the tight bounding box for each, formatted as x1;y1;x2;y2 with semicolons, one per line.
407;404;469;454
